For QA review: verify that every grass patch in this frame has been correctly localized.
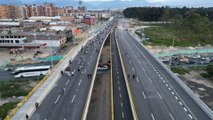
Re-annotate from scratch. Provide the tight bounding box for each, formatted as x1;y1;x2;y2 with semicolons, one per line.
171;67;189;75
0;102;18;119
143;26;212;47
0;81;29;99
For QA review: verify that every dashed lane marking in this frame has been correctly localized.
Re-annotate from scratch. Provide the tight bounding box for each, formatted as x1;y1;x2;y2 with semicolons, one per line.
142;91;146;99
71;94;76;103
65;80;70;86
157;91;162;100
151;114;155;120
170;113;175;120
78;79;82;86
54;95;61;104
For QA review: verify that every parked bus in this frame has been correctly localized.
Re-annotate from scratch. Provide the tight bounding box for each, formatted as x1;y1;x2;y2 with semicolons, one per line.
11;66;51;78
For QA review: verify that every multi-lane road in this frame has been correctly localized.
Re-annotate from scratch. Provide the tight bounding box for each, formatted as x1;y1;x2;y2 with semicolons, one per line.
111;31;133;120
29;23;114;120
115;24;212;120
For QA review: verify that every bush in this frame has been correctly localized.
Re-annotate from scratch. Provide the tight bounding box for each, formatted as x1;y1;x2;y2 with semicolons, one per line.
0;102;18;119
171;67;189;75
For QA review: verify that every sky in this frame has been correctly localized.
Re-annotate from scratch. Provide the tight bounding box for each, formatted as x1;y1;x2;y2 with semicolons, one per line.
0;0;213;9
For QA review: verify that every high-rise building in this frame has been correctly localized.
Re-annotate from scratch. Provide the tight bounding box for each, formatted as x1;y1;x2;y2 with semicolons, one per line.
32;5;44;16
22;5;32;18
0;5;20;19
43;3;57;16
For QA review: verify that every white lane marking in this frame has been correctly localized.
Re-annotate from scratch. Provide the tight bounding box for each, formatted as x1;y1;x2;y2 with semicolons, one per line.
54;95;61;104
88;62;89;65
118;87;121;91
81;71;84;74
71;95;76;103
179;101;183;106
188;114;193;119
175;96;178;100
73;69;76;73
118;80;120;84
120;93;122;98
64;118;66;120
84;69;87;73
183;107;188;112
168;87;171;91
78;79;82;86
148;77;152;83
158;74;161;77
120;102;123;108
172;92;175;95
132;67;135;72
117;71;119;75
136;77;139;83
151;114;155;120
160;77;163;80
156;72;159;74
122;112;125;118
166;84;169;87
65;80;70;86
170;113;175;120
142;91;146;99
117;76;119;79
157;91;162;99
163;80;166;83
142;68;145;72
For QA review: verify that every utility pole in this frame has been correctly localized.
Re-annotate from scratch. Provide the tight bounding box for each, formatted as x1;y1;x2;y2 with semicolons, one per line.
169;36;175;68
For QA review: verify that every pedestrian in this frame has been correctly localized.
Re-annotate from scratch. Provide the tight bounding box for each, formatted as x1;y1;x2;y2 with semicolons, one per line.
35;102;39;108
133;74;135;79
128;74;130;78
61;70;63;75
25;114;29;119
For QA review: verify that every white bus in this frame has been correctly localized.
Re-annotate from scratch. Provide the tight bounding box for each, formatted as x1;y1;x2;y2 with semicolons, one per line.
11;66;51;78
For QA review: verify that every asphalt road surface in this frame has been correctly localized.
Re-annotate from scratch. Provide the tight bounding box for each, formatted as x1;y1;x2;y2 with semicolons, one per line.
29;24;113;120
111;31;133;120
115;26;212;120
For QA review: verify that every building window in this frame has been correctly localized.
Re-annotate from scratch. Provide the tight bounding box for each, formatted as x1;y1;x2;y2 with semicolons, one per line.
6;36;9;38
15;40;19;43
11;40;13;43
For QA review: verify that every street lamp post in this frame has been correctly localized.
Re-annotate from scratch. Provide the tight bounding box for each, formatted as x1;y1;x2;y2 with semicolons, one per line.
47;34;53;68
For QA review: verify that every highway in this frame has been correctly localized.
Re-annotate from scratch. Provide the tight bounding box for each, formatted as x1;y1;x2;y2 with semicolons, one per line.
115;25;212;120
29;23;114;120
111;31;133;120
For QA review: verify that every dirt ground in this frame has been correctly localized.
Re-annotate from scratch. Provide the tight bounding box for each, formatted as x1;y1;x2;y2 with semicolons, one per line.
179;71;213;110
87;73;111;120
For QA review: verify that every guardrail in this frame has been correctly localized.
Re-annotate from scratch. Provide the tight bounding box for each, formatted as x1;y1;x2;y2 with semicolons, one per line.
81;25;114;120
115;30;138;120
5;35;93;120
127;32;213;120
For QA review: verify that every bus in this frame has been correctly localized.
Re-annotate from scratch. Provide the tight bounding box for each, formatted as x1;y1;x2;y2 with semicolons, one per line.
11;66;51;78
